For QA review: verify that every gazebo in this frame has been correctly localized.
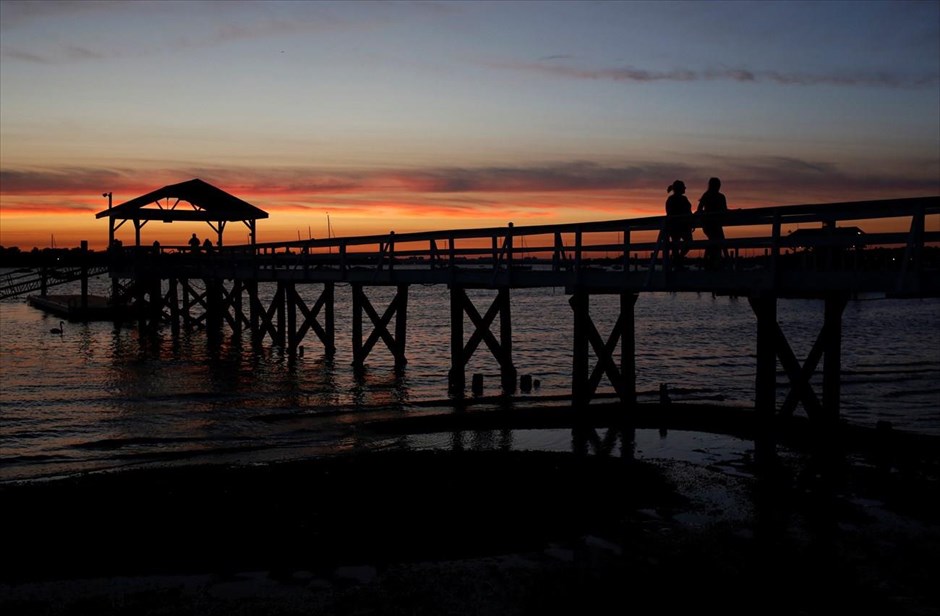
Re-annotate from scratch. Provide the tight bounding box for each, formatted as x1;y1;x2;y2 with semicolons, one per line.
96;178;268;247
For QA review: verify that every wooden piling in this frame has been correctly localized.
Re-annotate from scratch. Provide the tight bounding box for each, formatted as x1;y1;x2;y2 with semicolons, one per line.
80;241;89;312
449;286;465;394
751;293;778;462
570;290;589;407
621;292;638;405
498;287;516;392
394;284;408;370
822;294;848;432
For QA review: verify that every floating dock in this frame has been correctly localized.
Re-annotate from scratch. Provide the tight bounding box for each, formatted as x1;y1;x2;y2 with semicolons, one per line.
26;294;130;321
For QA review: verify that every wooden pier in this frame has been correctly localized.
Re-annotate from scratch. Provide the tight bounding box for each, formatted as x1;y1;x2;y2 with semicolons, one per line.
6;185;938;452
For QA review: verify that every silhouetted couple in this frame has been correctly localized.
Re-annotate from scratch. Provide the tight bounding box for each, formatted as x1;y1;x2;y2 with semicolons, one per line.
189;233;215;255
664;177;729;270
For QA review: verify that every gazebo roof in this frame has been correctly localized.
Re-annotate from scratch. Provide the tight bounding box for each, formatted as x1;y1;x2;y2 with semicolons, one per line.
95;178;268;222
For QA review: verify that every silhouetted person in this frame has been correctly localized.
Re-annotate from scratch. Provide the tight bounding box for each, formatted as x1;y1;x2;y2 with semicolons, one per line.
189;233;200;254
696;177;729;270
202;238;214;254
664;180;693;270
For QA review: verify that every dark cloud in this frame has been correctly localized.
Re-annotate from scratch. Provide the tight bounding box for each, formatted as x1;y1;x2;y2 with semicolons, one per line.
0;0;114;29
0;168;136;194
1;3;369;64
495;61;940;89
0;46;50;63
2;159;936;205
1;43;108;63
759;70;938;88
194;162;696;194
703;155;940;203
64;45;105;60
385;162;693;192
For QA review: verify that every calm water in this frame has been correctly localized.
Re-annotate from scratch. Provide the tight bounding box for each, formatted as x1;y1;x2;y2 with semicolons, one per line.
1;270;938;481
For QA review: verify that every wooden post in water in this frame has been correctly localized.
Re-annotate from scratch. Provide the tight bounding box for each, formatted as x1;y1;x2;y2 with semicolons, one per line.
570;290;590;407
276;281;286;347
324;282;335;356
148;277;163;331
751;293;778;462
498;286;516;392
822;294;848;434
180;279;191;330
395;283;409;370
206;278;223;336
80;241;89;313
449;286;465;394
352;283;364;366
111;272;120;314
231;280;243;337
136;275;148;331
286;281;298;355
247;280;259;342
621;292;638;405
168;278;180;335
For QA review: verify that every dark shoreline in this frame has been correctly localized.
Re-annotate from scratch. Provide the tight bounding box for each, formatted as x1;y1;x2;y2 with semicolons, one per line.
1;450;683;581
2;432;940;615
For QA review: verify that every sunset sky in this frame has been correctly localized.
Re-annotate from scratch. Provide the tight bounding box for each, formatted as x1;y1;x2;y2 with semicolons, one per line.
1;0;938;249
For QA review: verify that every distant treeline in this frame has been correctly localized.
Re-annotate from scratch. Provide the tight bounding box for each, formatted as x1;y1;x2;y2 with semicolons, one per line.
0;246;97;268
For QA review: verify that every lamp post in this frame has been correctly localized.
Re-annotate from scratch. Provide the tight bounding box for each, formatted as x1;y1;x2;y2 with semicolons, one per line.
103;192;113;246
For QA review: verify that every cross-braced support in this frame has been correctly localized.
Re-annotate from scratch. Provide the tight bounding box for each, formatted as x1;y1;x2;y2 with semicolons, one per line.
448;286;516;394
221;280;247;335
250;282;287;347
177;278;208;330
286;282;335;356
352;284;408;369
570;291;637;407
750;293;849;438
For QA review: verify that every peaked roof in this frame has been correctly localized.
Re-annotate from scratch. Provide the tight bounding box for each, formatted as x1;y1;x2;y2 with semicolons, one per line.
95;178;268;221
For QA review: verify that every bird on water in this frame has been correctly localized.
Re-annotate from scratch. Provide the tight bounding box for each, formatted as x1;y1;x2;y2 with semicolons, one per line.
49;321;64;334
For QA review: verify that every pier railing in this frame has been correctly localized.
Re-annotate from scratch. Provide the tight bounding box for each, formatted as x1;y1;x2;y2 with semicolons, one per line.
111;196;939;298
0;261;109;301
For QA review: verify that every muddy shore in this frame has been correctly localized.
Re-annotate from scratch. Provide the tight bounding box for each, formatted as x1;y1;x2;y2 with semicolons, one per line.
2;420;939;615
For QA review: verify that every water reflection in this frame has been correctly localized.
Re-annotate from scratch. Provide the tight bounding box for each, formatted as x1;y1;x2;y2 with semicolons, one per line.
351;364;411;409
572;425;634;460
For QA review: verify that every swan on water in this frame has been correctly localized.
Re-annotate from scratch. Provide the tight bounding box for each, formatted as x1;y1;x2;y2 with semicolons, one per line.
50;321;64;334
